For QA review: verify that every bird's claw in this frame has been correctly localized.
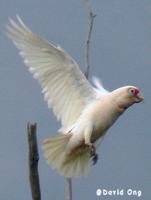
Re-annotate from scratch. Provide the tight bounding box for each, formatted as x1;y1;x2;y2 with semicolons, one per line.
92;153;98;165
89;143;98;165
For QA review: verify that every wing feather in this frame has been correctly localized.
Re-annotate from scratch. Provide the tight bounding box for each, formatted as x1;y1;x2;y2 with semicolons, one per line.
6;16;96;130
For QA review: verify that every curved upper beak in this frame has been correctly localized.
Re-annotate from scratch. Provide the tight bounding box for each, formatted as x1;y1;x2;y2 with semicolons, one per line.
135;93;144;103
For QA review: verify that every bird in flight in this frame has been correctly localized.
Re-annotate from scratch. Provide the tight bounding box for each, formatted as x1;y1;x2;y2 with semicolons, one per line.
6;16;144;178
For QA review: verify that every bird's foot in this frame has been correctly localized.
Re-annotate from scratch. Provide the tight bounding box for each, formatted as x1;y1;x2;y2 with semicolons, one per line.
92;153;98;165
88;143;98;165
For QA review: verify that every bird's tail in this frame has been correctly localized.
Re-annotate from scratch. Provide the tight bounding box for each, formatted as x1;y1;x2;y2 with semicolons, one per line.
43;134;90;178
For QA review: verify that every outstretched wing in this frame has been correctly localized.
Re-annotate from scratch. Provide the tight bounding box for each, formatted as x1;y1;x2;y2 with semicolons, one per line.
6;16;97;131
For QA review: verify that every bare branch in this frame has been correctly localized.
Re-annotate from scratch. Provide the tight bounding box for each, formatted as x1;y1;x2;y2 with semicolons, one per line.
27;123;41;200
66;178;72;200
84;0;96;79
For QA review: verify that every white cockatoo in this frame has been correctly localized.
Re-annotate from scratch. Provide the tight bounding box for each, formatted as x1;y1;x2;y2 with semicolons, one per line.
6;16;144;178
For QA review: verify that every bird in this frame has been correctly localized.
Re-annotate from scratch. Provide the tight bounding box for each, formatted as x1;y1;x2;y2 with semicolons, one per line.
6;16;144;178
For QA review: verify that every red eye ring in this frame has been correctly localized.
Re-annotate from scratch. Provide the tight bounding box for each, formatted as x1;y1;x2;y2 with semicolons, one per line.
134;88;139;95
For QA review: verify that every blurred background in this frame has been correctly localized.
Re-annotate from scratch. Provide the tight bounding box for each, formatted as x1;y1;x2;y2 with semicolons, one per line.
0;0;150;199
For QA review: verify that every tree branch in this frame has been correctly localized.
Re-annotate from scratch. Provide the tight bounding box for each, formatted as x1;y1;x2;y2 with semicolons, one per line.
66;178;72;200
27;123;41;200
84;0;96;79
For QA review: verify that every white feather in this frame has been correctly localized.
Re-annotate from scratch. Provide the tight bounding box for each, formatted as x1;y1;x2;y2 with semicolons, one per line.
7;16;125;178
6;16;98;131
92;76;109;95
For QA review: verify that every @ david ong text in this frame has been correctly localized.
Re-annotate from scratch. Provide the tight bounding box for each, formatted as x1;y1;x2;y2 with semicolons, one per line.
96;188;142;197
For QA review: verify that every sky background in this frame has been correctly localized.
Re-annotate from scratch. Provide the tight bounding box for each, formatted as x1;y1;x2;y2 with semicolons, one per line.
0;0;150;199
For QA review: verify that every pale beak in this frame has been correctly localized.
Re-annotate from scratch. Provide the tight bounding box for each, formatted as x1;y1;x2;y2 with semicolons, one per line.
135;93;144;103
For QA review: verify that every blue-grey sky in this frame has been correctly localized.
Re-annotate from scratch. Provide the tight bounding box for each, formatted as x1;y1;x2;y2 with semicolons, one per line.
0;0;150;199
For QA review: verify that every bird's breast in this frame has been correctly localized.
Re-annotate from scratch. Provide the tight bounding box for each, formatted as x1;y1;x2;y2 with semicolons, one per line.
89;100;122;142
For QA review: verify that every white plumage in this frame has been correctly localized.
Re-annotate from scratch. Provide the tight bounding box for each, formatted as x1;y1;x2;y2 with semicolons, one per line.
6;16;144;177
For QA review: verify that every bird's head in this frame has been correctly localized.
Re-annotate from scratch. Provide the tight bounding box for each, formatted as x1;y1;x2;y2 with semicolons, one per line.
112;86;144;112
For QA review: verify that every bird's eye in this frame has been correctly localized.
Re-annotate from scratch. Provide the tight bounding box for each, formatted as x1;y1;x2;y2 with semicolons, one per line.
128;88;139;96
128;89;135;96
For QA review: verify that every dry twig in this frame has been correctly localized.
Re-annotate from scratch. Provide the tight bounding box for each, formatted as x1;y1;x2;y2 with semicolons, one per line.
27;123;41;200
84;0;96;79
66;178;72;200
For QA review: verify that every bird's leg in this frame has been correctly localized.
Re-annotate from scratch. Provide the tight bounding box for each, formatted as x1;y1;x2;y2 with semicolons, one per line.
84;125;98;164
89;143;95;156
85;142;98;165
89;143;98;165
